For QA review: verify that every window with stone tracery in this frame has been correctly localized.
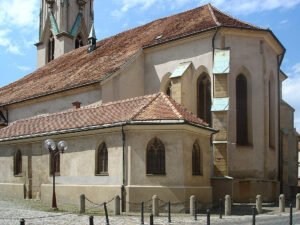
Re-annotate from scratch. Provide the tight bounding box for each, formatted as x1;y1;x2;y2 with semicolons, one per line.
96;142;108;175
146;137;165;175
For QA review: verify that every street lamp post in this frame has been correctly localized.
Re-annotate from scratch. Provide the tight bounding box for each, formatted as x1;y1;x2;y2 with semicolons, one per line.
44;139;68;210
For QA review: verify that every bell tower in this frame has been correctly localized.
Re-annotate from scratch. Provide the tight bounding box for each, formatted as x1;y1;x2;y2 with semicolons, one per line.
35;0;94;68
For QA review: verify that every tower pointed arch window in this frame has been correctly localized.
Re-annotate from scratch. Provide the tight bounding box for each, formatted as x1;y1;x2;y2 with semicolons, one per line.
192;141;202;175
197;74;212;125
146;137;165;175
14;150;22;176
236;74;249;145
48;33;55;62
96;142;108;175
75;35;84;49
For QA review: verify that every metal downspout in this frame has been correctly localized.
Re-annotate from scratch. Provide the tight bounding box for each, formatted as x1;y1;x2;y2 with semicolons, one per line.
277;53;284;194
212;27;220;99
121;124;126;212
211;27;220;178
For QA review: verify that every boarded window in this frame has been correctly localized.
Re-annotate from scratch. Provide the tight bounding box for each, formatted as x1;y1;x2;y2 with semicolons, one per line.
14;150;22;176
197;74;212;125
192;141;202;175
75;35;84;49
236;74;248;145
48;33;55;62
50;151;60;176
146;137;165;175
96;142;108;175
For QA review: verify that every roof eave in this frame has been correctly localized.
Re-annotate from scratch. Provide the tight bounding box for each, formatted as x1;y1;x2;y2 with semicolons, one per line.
0;119;216;143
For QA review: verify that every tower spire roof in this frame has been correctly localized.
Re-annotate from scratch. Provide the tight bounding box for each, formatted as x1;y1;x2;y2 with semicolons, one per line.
88;23;96;40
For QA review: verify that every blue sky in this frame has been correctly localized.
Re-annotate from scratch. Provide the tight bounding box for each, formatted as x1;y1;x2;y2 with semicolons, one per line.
0;0;300;130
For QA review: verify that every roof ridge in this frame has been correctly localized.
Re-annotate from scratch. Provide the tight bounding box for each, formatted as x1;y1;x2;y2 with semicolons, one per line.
210;5;263;29
164;94;208;125
100;94;156;108
131;93;161;120
160;93;183;119
207;3;221;26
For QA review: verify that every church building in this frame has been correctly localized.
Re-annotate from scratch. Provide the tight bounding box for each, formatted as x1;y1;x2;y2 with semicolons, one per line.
0;0;298;209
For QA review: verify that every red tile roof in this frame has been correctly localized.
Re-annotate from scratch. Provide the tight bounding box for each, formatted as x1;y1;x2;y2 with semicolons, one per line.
0;4;263;106
0;93;213;141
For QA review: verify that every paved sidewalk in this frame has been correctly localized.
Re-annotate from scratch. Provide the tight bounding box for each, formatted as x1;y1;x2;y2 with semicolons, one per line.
1;199;300;225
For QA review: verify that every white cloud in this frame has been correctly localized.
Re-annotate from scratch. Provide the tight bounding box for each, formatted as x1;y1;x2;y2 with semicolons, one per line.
279;19;289;25
0;0;39;28
112;0;300;17
282;63;300;132
112;0;194;17
292;63;300;74
0;0;39;54
202;0;300;14
16;65;31;72
0;29;23;55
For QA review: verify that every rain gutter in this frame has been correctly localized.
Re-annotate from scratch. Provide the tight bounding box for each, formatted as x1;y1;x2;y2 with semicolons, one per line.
0;120;217;143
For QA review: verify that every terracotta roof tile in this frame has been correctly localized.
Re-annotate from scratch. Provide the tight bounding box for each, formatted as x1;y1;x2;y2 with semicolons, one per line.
0;4;263;106
0;93;210;140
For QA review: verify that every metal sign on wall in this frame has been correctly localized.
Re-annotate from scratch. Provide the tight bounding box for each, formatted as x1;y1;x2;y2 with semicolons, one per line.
213;49;230;74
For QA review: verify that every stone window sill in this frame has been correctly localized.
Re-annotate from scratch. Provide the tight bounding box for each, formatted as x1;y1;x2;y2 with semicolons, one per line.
146;173;166;176
95;173;109;176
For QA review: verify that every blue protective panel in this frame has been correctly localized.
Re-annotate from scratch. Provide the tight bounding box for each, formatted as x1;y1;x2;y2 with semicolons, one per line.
213;49;230;74
70;13;83;37
211;97;229;111
170;62;192;78
49;12;59;35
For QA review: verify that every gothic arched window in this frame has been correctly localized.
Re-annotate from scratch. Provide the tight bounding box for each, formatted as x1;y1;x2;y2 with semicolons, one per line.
96;142;108;175
236;74;248;145
269;77;275;148
192;141;202;175
197;74;212;125
14;150;22;176
75;35;84;49
50;151;60;175
146;137;165;175
48;33;55;62
166;81;172;97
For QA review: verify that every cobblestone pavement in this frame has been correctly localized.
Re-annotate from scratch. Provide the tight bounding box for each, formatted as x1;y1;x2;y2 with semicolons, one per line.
1;200;300;225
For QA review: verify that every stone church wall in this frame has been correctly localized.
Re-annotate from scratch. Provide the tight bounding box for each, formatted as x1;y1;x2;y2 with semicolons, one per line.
102;52;145;103
227;33;278;181
0;124;213;210
7;84;102;123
